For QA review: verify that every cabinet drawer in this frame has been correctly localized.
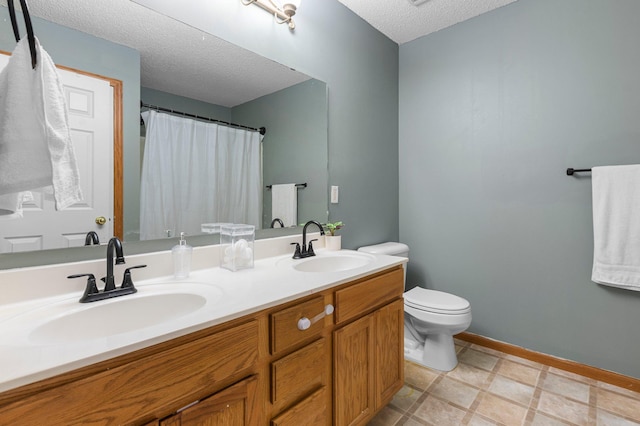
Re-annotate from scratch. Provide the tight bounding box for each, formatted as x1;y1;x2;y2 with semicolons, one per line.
335;268;404;324
270;295;326;354
271;386;327;426
271;338;326;407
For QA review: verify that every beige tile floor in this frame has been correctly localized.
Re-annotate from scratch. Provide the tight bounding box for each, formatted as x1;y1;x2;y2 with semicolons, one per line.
368;339;640;426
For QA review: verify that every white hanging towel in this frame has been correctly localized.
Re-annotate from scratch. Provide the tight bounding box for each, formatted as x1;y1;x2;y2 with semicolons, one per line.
591;164;640;291
271;184;297;227
0;37;82;210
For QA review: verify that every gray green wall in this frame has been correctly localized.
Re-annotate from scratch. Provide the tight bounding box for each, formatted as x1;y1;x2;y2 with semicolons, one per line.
399;0;640;378
0;8;141;240
141;86;231;122
232;79;328;229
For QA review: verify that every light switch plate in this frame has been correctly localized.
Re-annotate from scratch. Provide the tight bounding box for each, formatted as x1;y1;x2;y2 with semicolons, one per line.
331;186;339;204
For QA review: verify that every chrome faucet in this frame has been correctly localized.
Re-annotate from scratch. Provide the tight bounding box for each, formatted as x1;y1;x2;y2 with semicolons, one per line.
292;220;325;259
103;237;125;291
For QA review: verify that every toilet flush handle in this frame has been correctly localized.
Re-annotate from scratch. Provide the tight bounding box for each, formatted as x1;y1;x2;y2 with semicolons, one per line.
298;304;334;331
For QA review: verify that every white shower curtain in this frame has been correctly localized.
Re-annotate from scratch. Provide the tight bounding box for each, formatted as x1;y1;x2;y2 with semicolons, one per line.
140;110;262;240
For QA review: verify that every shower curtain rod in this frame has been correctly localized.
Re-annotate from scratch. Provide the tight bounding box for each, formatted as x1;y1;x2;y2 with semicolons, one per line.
140;101;266;135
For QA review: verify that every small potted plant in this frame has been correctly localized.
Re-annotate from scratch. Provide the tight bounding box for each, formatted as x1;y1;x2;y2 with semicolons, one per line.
324;221;344;251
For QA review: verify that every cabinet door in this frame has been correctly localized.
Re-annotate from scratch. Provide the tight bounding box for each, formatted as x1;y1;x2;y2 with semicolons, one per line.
333;315;375;426
161;375;258;426
375;299;404;408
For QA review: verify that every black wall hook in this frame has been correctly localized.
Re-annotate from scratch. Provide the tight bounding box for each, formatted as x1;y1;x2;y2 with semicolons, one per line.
7;0;37;69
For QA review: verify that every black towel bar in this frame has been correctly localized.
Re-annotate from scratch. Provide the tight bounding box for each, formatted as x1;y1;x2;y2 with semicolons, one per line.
266;183;307;190
566;168;592;176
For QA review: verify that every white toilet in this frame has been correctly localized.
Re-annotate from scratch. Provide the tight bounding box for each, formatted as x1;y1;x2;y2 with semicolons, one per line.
358;242;472;371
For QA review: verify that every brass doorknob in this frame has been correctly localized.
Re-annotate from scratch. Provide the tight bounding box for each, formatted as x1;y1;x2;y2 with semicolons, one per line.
95;216;107;226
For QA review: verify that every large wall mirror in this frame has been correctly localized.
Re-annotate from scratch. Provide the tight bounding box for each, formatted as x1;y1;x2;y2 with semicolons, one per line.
0;0;328;268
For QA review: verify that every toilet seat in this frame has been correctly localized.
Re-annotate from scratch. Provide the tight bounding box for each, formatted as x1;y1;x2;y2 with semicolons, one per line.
404;287;470;315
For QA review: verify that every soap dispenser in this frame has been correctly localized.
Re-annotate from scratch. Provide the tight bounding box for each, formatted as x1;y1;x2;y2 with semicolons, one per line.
172;232;192;279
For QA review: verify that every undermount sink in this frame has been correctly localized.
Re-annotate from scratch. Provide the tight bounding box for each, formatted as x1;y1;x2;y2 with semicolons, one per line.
4;283;223;345
281;251;376;273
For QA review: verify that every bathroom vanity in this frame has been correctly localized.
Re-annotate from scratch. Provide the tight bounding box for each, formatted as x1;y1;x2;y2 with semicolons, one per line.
0;237;405;425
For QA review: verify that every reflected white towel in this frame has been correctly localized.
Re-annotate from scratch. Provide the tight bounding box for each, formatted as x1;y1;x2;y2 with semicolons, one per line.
591;165;640;290
0;191;33;219
271;184;297;227
0;37;82;210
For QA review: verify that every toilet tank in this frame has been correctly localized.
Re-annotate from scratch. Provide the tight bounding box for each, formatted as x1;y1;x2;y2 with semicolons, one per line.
358;242;409;287
358;242;409;258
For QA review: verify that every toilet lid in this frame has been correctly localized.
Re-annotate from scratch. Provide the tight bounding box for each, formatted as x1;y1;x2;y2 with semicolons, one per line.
404;287;470;314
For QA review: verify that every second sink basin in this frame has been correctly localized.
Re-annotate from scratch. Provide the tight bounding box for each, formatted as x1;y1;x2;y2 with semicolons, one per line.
279;251;376;273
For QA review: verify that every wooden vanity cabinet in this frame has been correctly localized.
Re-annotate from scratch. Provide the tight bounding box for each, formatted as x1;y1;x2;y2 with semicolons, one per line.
333;268;405;426
0;266;404;426
266;267;405;426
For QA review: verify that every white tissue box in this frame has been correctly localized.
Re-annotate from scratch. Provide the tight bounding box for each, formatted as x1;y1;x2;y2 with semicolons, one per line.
220;224;255;271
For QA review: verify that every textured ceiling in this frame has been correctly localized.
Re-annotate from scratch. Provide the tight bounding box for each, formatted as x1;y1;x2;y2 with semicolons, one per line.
336;0;518;44
2;0;518;106
0;0;309;107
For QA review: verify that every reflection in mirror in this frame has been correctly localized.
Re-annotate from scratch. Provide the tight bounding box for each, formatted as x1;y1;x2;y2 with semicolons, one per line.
141;79;327;241
0;0;328;265
139;109;262;241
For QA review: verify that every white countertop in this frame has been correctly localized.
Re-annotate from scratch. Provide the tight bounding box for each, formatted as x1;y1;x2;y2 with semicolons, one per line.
0;237;405;393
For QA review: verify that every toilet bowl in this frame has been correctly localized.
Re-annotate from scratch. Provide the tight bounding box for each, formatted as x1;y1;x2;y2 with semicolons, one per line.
404;287;471;371
358;242;472;372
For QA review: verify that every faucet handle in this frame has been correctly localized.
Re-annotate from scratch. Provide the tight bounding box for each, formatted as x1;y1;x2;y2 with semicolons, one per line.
121;264;146;289
306;239;318;257
68;273;99;303
291;242;302;259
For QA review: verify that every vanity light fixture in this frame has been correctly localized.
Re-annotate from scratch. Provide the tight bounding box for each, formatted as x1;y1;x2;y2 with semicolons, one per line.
241;0;301;30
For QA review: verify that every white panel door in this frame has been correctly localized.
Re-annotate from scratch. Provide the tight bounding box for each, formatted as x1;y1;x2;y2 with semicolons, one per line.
0;55;114;253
